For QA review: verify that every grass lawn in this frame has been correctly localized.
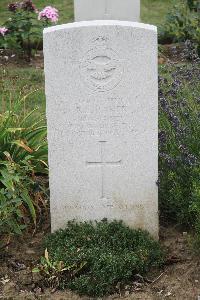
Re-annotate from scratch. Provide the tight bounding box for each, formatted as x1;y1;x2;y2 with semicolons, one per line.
141;0;174;26
0;65;45;113
0;0;174;26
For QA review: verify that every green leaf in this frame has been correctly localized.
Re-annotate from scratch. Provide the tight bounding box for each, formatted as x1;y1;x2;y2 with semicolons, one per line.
21;191;36;224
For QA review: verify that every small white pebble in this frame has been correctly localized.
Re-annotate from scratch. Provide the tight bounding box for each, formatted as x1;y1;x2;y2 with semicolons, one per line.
125;291;130;296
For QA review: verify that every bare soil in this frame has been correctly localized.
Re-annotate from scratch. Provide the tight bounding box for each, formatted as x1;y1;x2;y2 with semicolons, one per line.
0;49;44;69
0;221;200;300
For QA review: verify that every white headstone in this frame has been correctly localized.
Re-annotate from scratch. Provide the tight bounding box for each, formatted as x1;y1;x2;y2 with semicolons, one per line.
74;0;140;22
44;20;158;239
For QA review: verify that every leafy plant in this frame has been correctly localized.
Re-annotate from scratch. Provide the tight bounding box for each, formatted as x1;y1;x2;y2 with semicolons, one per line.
33;248;87;288
0;157;36;235
0;95;48;238
187;0;200;11
1;1;40;60
0;1;59;61
0;96;47;172
35;220;164;297
159;1;200;55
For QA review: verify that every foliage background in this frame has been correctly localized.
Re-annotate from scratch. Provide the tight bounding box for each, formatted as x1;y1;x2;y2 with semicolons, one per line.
0;0;174;26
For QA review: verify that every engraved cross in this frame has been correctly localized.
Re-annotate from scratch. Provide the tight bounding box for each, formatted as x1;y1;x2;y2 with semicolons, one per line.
86;141;121;199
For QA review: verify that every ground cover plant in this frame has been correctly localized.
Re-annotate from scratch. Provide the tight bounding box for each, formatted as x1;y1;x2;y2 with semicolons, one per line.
0;96;48;240
34;220;164;297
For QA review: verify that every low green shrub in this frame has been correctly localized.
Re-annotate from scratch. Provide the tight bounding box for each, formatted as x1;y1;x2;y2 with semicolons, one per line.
187;0;200;11
159;1;200;55
0;96;48;237
34;220;164;297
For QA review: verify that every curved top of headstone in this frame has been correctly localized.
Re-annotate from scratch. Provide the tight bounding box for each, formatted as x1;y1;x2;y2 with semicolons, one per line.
43;20;157;35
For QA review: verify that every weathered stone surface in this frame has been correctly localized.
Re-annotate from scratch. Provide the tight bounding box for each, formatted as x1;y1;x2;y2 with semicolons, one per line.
74;0;140;22
44;20;158;238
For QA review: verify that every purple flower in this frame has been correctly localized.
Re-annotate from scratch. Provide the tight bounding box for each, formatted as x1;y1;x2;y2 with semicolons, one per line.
21;0;35;12
38;6;59;23
159;130;167;146
0;27;8;37
8;2;18;12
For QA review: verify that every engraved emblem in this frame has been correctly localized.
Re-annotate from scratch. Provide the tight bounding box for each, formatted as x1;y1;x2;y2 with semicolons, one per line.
81;40;123;92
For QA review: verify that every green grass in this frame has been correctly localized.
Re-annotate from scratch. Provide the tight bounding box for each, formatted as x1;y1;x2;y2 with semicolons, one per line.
0;0;173;26
141;0;174;26
0;66;45;113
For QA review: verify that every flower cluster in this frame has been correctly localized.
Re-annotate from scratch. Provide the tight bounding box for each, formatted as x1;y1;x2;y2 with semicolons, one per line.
7;2;59;23
21;0;36;12
38;6;59;23
0;27;8;36
8;0;35;12
8;2;18;12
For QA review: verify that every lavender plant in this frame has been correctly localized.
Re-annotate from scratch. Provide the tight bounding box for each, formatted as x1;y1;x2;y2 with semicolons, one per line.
159;62;200;228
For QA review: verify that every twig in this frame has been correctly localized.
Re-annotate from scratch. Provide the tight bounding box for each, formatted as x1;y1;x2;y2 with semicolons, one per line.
151;271;166;285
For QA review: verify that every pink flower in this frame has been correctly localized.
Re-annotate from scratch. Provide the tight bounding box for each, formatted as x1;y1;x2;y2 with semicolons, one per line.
38;6;59;23
0;27;8;37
